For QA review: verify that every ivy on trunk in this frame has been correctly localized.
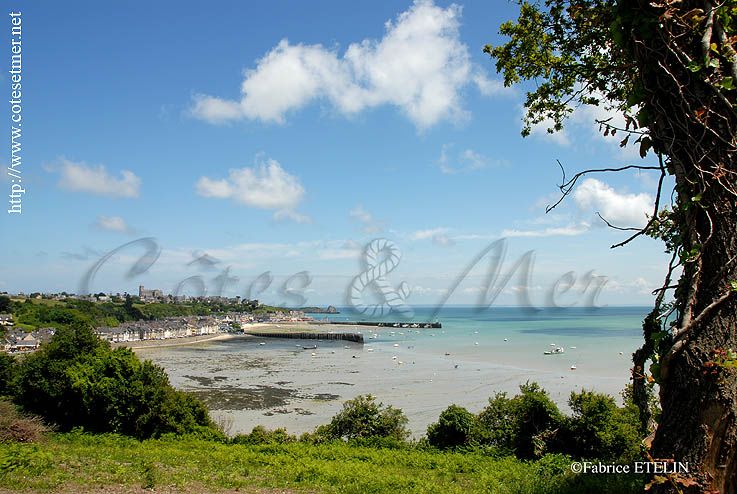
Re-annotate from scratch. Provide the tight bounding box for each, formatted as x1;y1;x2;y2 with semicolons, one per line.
487;1;737;492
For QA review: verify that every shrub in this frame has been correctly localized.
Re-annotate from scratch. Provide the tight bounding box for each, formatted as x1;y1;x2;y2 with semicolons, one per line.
232;425;297;445
0;354;16;398
558;389;642;462
316;395;409;442
13;324;215;439
477;382;563;459
0;400;49;443
426;404;478;449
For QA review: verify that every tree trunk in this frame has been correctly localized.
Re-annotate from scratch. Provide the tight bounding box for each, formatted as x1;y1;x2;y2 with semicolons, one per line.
623;1;737;491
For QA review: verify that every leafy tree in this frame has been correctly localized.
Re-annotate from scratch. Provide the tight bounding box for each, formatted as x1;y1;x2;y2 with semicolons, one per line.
0;296;11;314
558;390;641;462
232;425;297;445
426;404;479;449
476;391;516;450
488;1;737;489
0;353;16;398
13;323;214;439
123;294;145;320
316;394;409;442
477;382;563;459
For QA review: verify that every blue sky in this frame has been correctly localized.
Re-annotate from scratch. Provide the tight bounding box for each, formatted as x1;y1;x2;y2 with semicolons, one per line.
0;0;673;308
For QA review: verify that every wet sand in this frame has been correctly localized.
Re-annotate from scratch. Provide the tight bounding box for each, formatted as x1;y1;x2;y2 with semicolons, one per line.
134;322;638;438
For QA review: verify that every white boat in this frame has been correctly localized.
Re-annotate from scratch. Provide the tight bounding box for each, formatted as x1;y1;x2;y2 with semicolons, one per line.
544;347;565;355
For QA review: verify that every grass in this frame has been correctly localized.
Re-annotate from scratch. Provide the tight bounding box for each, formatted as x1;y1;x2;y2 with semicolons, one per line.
0;433;644;493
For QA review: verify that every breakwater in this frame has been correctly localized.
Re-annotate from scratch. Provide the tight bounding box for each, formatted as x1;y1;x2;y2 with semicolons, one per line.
246;331;364;343
327;321;441;329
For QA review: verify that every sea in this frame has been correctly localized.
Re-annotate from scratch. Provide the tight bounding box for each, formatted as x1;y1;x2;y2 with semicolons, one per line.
136;305;650;437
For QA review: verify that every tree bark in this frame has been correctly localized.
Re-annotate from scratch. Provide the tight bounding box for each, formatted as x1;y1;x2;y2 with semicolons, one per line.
622;1;737;491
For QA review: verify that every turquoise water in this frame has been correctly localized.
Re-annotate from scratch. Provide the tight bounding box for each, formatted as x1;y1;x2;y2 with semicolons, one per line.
316;305;648;376
140;306;651;435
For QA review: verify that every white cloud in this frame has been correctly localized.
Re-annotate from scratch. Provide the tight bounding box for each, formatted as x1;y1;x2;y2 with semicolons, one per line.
473;73;508;96
412;285;448;295
410;227;454;246
349;205;383;234
191;0;503;130
196;157;308;222
273;209;311;224
527;115;571;146
606;276;656;295
500;224;590;238
55;159;141;198
573;178;653;228
437;144;496;174
93;215;131;233
409;227;450;245
526;90;649;160
318;240;363;260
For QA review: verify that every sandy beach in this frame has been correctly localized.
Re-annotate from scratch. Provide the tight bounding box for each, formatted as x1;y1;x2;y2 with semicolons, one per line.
134;311;643;438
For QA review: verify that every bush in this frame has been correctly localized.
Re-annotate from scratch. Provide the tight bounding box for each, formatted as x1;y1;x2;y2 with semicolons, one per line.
558;389;642;462
316;395;409;442
0;400;49;443
13;324;215;439
426;404;478;449
477;382;563;459
0;354;16;398
232;425;297;445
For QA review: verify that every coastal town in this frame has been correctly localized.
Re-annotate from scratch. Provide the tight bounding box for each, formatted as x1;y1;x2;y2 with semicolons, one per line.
0;286;331;353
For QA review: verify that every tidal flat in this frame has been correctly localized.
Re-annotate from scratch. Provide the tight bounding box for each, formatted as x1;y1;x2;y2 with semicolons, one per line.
136;308;644;437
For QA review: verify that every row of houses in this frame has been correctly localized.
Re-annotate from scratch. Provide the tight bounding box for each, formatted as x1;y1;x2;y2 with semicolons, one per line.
1;310;315;352
2;328;56;353
95;316;220;343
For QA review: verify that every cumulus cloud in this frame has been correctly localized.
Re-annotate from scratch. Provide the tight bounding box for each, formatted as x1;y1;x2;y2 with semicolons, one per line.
436;144;496;174
526;90;649;160
191;0;503;130
527;115;572;146
573;178;653;228
410;227;454;246
93;215;131;233
500;224;590;238
349;205;383;234
195;157;308;222
55;159;141;198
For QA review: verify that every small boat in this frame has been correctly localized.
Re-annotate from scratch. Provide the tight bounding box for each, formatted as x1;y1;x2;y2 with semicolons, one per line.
303;345;317;350
570;364;577;370
544;347;565;355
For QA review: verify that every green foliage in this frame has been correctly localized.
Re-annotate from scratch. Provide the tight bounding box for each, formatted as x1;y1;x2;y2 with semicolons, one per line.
316;395;409;442
558;390;642;462
477;382;563;459
426;404;479;450
0;296;10;314
0;433;645;493
0;444;52;480
0;400;50;443
0;354;16;398
12;324;214;439
7;297;269;332
232;425;297;445
485;0;631;137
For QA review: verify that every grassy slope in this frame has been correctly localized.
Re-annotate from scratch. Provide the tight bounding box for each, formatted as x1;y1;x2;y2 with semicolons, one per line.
0;434;643;494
